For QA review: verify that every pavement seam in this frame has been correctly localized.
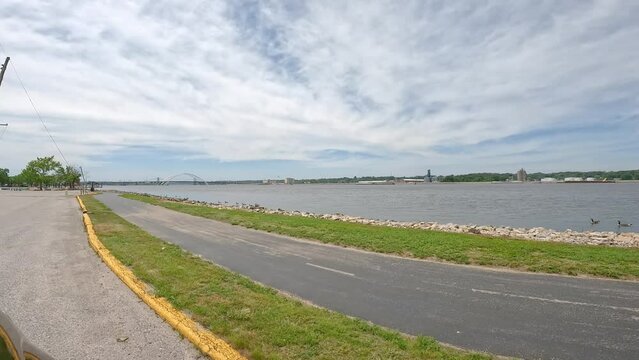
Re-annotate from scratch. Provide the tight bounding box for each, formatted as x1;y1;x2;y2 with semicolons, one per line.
76;196;245;360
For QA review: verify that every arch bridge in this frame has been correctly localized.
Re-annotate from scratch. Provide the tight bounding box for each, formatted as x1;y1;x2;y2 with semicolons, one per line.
161;173;209;185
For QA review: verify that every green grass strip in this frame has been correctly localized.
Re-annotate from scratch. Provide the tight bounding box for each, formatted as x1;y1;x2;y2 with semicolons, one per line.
83;195;490;359
122;193;639;280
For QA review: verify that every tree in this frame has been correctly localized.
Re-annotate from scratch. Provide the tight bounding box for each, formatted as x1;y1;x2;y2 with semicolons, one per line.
20;156;62;190
9;172;24;187
0;168;8;186
56;165;82;189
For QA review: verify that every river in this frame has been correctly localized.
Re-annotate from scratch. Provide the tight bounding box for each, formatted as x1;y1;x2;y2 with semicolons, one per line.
103;183;638;233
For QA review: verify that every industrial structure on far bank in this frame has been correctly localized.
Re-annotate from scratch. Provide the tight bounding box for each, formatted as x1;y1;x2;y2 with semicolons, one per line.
516;168;527;182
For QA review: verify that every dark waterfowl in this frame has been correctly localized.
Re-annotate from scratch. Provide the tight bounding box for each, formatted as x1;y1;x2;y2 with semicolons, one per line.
590;218;599;224
618;220;632;227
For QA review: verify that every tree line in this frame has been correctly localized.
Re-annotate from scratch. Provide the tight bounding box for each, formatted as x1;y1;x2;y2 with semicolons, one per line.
440;170;639;182
0;156;82;189
299;176;398;184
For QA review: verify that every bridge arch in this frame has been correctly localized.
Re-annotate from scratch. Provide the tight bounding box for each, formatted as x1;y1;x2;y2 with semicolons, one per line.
161;173;209;185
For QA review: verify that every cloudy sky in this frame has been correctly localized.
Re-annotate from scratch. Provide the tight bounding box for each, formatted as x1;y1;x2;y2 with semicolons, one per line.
0;0;637;181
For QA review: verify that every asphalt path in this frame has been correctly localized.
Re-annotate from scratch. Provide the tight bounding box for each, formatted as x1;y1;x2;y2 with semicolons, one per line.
0;191;201;360
97;193;639;360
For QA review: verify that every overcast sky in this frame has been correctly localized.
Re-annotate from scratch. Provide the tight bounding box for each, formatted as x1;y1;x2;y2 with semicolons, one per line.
0;0;637;181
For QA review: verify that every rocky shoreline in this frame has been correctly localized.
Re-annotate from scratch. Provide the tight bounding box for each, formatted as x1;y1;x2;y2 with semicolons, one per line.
126;192;639;248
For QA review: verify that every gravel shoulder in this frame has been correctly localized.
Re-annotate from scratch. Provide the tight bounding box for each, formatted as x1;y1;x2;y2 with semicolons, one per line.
0;190;202;360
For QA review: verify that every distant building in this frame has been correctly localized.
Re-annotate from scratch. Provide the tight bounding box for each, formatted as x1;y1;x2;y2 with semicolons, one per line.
516;168;527;182
564;177;584;182
540;177;558;183
284;177;295;185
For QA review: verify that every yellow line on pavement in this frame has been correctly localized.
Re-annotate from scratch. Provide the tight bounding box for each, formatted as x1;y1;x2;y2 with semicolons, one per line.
76;196;244;360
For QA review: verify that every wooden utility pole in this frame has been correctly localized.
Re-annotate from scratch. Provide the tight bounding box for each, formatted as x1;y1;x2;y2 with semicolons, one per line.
0;57;9;88
79;166;86;195
0;57;10;138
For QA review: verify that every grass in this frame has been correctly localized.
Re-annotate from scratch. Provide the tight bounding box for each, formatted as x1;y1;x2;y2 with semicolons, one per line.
122;193;639;280
0;337;13;360
83;195;490;360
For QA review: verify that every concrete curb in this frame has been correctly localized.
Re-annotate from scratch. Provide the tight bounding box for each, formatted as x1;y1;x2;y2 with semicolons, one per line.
76;196;244;360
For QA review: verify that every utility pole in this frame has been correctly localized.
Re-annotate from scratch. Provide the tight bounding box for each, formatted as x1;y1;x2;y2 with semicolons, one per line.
1;58;9;134
79;166;86;195
0;58;6;134
0;57;9;88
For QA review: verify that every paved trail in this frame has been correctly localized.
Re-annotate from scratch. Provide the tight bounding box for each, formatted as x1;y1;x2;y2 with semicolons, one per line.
0;191;201;360
97;193;639;360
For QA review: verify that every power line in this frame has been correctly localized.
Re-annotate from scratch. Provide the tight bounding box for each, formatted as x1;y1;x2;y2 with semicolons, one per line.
9;61;70;166
0;42;69;166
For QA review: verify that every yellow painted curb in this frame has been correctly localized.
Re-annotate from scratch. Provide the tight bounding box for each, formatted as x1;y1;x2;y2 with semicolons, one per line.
76;196;245;360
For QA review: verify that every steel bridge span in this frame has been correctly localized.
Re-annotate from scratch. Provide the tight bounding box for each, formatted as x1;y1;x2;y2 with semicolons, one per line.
160;173;209;185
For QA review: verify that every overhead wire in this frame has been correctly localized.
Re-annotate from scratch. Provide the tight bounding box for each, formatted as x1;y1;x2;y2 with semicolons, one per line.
0;41;70;166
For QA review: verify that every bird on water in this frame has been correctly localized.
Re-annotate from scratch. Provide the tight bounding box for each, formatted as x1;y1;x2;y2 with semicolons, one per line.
590;218;600;224
618;220;632;227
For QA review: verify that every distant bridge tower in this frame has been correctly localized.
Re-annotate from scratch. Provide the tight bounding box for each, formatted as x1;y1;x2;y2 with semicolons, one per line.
161;173;209;185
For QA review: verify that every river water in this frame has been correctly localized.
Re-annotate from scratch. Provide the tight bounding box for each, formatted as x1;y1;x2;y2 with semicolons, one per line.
103;183;638;233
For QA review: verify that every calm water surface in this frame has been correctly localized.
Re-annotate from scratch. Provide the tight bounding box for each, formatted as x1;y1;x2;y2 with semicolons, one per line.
103;183;638;233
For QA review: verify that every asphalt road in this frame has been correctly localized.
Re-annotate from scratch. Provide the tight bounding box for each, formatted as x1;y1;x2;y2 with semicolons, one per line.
97;193;639;360
0;191;201;360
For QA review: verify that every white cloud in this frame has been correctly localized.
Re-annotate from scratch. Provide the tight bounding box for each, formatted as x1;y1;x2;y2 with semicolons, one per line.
0;0;637;178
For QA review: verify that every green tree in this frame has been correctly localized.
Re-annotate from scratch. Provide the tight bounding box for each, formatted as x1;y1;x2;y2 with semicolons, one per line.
20;156;62;190
0;168;8;186
56;165;82;189
9;173;24;187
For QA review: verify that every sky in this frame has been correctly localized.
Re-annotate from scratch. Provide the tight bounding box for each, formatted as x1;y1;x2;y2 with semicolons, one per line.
0;0;637;181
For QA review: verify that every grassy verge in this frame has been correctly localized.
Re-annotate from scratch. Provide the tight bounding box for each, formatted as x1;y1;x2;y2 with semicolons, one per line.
122;193;639;280
83;195;489;359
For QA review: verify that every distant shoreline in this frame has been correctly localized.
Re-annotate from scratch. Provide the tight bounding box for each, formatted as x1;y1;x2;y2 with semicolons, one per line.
97;180;639;185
